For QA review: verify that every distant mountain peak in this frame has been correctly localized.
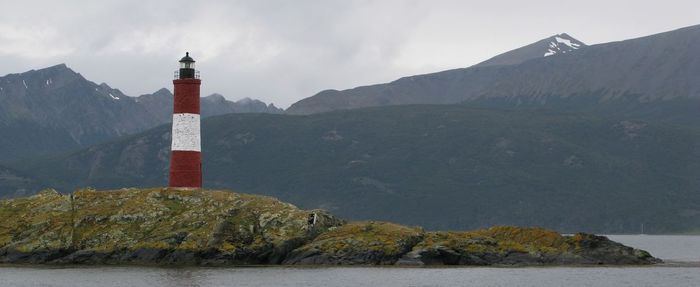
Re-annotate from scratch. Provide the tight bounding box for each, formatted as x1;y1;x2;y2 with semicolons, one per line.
475;33;587;67
543;33;584;57
236;97;254;104
153;88;171;95
44;63;69;71
203;93;226;102
13;63;75;78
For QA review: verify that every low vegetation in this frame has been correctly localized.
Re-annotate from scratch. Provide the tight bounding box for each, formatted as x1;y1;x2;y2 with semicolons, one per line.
0;189;659;266
283;221;423;264
0;188;342;264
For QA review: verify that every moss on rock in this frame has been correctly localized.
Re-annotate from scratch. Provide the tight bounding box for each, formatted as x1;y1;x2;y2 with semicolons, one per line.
0;188;343;265
0;189;73;253
0;190;660;266
398;226;660;266
283;221;424;265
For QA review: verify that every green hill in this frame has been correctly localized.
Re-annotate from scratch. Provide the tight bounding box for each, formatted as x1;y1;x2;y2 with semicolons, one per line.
13;105;700;233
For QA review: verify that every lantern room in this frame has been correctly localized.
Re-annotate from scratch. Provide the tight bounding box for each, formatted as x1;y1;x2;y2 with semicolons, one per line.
177;52;198;79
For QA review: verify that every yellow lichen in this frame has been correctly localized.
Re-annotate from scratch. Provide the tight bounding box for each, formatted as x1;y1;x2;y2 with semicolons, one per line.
410;226;572;256
300;221;423;255
0;187;340;255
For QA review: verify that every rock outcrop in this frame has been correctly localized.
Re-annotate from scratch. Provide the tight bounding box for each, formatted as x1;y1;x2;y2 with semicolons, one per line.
0;188;343;265
283;222;424;265
284;223;659;266
396;226;660;266
0;189;660;266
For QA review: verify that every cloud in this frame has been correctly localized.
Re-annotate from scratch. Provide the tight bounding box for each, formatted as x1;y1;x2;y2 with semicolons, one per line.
0;24;74;58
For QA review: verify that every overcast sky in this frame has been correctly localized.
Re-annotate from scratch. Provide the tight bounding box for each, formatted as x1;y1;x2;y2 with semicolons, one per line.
1;0;699;108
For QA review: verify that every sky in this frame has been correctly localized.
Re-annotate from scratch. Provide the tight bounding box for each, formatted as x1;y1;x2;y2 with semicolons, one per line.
1;0;699;108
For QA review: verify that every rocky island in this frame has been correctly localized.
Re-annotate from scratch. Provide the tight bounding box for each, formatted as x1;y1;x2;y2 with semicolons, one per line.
0;188;660;266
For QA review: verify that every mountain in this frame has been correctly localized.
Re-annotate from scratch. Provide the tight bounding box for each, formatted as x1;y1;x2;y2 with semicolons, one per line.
0;64;160;161
131;88;175;124
14;105;700;233
476;33;586;67
137;89;282;123
286;25;700;115
201;94;283;115
0;65;280;162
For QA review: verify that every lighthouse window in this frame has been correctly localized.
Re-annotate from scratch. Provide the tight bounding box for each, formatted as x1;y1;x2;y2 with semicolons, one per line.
180;62;195;69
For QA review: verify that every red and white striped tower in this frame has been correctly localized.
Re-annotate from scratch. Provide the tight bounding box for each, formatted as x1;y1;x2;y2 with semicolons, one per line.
169;52;202;189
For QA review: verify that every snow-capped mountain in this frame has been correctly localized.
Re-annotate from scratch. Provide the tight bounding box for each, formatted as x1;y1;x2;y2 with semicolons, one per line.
476;33;587;67
543;34;584;57
288;24;700;115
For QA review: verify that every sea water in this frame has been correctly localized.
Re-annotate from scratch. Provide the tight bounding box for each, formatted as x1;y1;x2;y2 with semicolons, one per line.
1;235;698;287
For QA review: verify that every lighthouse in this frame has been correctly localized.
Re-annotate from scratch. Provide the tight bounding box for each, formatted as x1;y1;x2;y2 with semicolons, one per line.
169;52;202;189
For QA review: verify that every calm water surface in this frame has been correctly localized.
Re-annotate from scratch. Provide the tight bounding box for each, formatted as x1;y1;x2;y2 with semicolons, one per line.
1;235;698;287
608;235;700;262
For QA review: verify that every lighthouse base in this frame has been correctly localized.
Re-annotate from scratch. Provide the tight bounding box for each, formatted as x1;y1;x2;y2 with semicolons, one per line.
169;151;202;188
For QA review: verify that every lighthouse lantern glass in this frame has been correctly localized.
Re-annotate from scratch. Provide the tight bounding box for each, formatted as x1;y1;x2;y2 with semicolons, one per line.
180;62;195;69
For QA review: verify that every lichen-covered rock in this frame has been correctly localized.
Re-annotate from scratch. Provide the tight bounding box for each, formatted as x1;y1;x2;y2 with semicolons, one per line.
0;190;660;266
0;188;343;265
396;226;661;266
283;221;424;265
0;189;73;257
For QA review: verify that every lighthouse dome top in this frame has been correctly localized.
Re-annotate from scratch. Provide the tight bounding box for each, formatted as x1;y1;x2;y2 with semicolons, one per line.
179;52;195;63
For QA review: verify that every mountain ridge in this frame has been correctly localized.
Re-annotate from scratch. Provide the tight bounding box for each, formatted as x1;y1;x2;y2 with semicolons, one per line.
0;64;281;161
287;24;700;115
